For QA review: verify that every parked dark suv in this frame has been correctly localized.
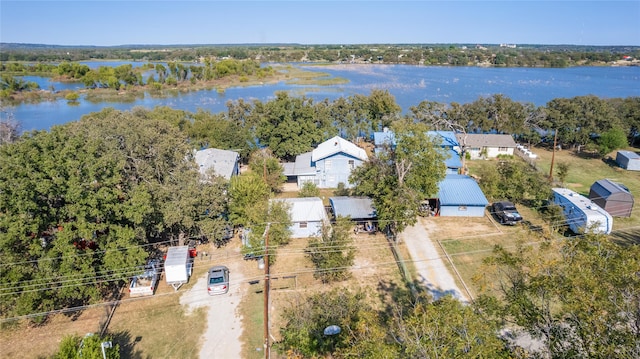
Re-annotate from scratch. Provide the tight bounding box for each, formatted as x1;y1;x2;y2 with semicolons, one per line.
492;201;523;225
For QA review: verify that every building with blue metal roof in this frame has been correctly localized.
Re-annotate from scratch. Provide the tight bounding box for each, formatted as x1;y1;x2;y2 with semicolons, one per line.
436;174;489;217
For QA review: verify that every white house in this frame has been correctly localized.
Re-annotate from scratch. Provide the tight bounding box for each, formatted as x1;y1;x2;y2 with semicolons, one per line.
283;136;368;189
272;197;330;238
194;148;240;180
457;134;517;159
552;188;613;235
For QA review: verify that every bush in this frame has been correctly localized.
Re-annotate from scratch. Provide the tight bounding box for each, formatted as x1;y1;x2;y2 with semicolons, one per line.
299;182;320;198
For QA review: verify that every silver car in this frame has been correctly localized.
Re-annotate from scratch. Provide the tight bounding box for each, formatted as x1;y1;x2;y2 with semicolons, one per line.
207;266;229;295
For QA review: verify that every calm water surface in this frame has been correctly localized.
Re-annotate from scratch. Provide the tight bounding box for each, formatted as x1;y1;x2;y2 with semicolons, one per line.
6;64;640;132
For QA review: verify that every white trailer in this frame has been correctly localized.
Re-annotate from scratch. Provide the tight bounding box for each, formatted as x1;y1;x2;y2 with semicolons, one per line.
164;246;193;290
129;259;159;297
552;188;613;235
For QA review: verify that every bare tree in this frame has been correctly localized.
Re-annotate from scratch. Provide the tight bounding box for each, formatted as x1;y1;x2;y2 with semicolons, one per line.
0;106;20;145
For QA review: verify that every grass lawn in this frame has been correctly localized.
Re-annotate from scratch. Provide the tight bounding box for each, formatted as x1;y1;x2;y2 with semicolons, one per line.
443;145;640;297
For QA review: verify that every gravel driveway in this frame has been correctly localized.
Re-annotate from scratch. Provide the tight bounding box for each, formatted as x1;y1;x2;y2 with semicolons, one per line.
180;257;248;358
398;217;468;302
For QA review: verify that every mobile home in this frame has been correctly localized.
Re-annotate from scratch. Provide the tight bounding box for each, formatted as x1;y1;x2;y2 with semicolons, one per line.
552;188;613;235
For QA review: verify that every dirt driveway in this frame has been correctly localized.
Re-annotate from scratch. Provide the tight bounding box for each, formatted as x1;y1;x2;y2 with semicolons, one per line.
180;251;249;359
398;217;468;302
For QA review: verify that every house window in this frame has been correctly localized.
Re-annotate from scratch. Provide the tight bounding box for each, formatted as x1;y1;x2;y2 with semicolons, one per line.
328;175;335;182
299;222;308;228
470;147;480;152
498;147;508;151
325;160;332;170
348;160;355;169
458;206;467;211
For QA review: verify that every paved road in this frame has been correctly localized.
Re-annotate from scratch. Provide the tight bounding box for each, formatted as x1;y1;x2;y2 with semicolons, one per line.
398;217;468;302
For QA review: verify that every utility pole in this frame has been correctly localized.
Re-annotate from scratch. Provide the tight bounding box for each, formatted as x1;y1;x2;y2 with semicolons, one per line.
263;223;270;359
549;130;558;182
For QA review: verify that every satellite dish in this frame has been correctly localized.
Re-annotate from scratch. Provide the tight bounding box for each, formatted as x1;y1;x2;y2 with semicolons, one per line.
324;325;341;336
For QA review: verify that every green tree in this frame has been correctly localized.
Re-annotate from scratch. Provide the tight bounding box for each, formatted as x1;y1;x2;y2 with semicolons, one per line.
477;234;640;358
367;89;401;132
544;95;619;149
351;120;446;238
556;161;570;184
392;295;511;358
55;333;120;359
598;126;628;155
298;181;320;198
306;217;356;283
474;158;551;206
277;289;373;358
0;108;223;319
248;148;285;193
255;92;327;160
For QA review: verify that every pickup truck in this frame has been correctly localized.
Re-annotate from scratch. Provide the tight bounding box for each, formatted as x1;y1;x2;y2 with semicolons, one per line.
129;259;160;297
492;201;523;225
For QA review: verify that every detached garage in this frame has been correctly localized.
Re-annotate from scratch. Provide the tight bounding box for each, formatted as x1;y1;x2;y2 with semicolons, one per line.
437;174;489;217
616;150;640;171
589;179;634;217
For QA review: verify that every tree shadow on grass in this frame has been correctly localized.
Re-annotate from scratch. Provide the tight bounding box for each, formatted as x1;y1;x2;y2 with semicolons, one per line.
601;155;621;169
611;229;640;246
376;279;446;320
111;330;145;359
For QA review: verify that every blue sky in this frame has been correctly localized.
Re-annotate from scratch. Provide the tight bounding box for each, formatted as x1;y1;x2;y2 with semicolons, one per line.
1;1;639;46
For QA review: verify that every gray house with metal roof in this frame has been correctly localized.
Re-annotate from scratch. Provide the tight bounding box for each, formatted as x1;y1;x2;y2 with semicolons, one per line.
194;148;240;180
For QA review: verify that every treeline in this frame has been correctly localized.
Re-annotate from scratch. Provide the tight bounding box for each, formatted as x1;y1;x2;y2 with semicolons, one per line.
2;43;639;67
0;59;273;95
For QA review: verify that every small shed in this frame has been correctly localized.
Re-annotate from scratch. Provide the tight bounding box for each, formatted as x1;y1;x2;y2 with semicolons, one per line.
436;174;489;217
329;196;376;220
329;196;377;232
588;179;634;217
616;150;640;171
272;197;330;238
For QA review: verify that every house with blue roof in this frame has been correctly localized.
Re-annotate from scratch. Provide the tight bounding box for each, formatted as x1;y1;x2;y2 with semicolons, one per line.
427;131;462;174
282;136;368;189
372;128;396;154
434;174;489;217
373;129;462;174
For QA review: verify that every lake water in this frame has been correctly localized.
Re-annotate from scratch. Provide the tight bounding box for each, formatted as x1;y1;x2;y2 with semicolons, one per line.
6;64;640;132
